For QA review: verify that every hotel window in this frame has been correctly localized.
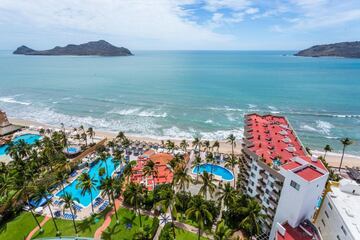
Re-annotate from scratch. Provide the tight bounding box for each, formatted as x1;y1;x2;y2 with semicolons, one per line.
341;226;347;236
290;180;300;191
265;189;270;194
336;235;341;240
251;172;255;178
325;210;329;218
328;202;333;210
321;219;325;227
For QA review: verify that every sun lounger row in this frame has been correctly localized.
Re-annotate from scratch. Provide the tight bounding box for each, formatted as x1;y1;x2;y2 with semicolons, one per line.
98;200;109;212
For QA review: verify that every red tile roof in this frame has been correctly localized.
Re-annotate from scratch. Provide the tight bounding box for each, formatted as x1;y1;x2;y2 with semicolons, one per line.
244;114;327;181
277;223;319;240
294;166;324;181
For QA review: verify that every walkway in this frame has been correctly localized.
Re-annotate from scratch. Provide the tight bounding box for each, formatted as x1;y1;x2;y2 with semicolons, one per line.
26;216;50;240
174;221;213;239
93;198;122;240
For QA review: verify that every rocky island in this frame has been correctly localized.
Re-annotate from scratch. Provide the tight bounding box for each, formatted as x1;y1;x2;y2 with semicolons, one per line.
295;41;360;58
13;40;132;56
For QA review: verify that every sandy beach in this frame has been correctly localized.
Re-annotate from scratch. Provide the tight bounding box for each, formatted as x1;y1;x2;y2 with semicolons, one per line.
9;117;360;168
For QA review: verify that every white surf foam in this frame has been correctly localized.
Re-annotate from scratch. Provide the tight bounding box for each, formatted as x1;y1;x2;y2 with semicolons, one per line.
0;97;31;106
268;105;277;111
205;119;213;124
247;104;257;108
316;120;333;135
109;108;167;118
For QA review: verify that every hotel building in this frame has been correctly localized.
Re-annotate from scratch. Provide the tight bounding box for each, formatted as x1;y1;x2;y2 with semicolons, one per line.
240;113;328;240
315;179;360;240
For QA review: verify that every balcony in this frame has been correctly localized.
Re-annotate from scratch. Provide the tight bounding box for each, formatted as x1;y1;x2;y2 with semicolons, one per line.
269;197;278;207
256;186;264;195
270;191;279;202
273;186;281;195
267;207;275;217
275;180;283;189
259;179;266;188
259;171;267;179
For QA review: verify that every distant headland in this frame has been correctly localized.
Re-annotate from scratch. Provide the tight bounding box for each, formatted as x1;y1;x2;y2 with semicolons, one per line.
13;40;133;56
295;41;360;58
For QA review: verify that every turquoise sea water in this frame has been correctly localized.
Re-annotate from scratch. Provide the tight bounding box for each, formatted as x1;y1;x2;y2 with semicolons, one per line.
56;157;118;207
0;51;359;154
193;164;234;181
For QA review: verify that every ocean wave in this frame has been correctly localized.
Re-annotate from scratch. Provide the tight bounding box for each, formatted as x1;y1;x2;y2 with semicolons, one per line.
205;119;213;124
208;106;243;112
160;126;243;140
285;111;360;119
225;113;237;122
247;104;257;108
0;97;31;106
300;120;333;135
268;105;277;111
108;108;167;118
316;120;333;135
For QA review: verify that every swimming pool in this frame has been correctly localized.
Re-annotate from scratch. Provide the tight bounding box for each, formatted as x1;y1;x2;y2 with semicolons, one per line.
192;164;234;181
64;146;81;155
0;134;42;156
56;157;119;207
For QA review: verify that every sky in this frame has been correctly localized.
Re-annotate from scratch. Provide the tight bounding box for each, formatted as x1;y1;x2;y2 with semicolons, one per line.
0;0;360;50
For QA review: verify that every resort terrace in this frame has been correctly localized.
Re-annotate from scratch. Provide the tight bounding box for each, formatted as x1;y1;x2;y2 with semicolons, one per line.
243;113;328;181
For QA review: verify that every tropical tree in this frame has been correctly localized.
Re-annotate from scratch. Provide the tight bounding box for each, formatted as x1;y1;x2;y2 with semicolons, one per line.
99;177;120;223
156;187;178;239
192;137;202;152
33;185;60;235
81;132;88;147
98;151;111;174
225;155;238;187
339;138;353;172
143;160;158;190
123;160;137;183
192;155;202;183
107;140;116;153
323;144;332;159
165;140;175;153
173;165;192;192
76;172;97;214
203;140;210;152
116;131;126;142
205;152;215;174
216;182;237;219
214;220;232;240
56;171;68;194
212;140;220;153
186;195;213;240
180;140;189;153
198;171;216;200
61;193;79;234
239;198;266;237
87;127;95;144
226;134;236;156
126;183;144;227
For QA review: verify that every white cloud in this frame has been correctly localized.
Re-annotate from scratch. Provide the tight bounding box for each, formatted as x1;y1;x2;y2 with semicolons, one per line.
203;0;251;12
0;0;234;49
245;8;259;15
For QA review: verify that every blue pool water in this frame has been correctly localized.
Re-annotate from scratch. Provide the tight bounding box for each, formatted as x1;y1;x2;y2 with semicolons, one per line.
0;134;42;155
56;157;119;207
65;147;80;154
192;163;234;181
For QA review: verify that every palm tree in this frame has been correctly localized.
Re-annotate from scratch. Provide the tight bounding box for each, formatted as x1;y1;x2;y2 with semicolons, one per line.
123;160;136;183
56;172;68;194
186;195;213;240
180;140;189;153
214;220;232;240
76;172;97;214
81;132;88;147
98;151;111;174
203;140;210;152
33;185;60;235
192;137;202;152
226;134;236;156
192;155;202;183
173;166;192;192
239;199;266;237
198;171;216;200
143;160;158;190
165;140;175;153
61;193;79;235
205;152;215;174
99;177;119;224
156;188;178;239
87;127;95;144
323;144;332;159
116;131;126;142
339;138;353;172
216;182;236;219
212;140;220;153
107;140;116;153
127;183;144;227
225;155;238;187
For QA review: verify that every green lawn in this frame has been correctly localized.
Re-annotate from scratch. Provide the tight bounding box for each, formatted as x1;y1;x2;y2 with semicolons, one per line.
0;212;44;240
175;227;208;240
102;207;154;240
32;207;111;239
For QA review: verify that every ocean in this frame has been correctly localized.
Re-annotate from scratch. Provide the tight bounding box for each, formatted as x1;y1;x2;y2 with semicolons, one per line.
0;50;359;154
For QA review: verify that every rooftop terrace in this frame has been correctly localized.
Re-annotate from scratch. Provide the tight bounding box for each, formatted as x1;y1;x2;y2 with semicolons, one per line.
244;113;327;181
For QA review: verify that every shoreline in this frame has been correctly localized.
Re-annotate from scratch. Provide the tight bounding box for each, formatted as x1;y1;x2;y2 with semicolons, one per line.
8;117;360;168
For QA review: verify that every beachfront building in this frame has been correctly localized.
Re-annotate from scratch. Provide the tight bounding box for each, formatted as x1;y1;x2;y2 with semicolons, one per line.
0;110;21;136
314;179;360;240
240;113;328;240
